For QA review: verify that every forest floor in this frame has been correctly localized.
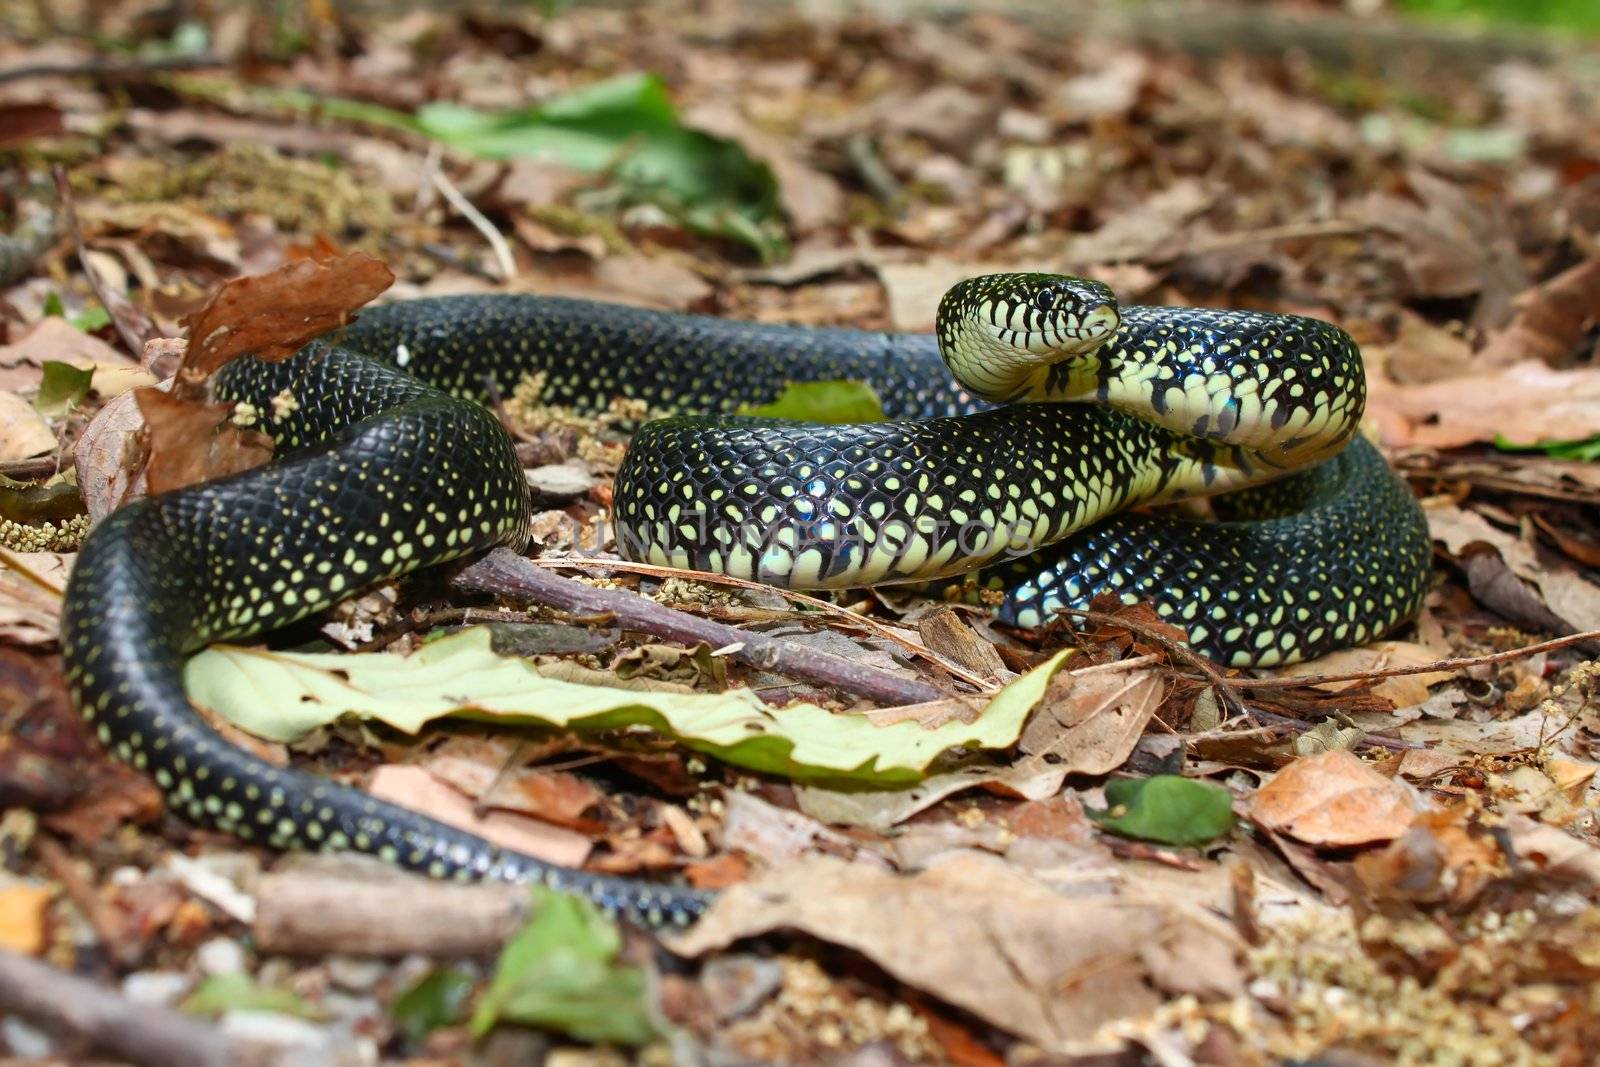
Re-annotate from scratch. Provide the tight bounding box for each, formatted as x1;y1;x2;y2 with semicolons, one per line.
1;1;1599;1065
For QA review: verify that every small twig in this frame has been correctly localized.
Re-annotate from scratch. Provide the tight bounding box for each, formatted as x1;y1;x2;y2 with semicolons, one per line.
426;147;517;282
533;554;995;692
0;949;244;1067
1054;607;1245;718
32;836;138;968
51;166;158;355
0;456;64;481
1215;628;1600;691
0;53;227;86
456;549;946;706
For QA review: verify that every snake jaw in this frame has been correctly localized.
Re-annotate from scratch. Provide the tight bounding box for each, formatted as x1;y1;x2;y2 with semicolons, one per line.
938;274;1122;402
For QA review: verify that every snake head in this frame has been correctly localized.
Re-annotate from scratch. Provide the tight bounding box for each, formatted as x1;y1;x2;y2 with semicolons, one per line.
937;273;1121;402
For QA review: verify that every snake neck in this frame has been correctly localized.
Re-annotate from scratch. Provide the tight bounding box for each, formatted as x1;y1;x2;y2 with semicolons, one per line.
1014;306;1367;496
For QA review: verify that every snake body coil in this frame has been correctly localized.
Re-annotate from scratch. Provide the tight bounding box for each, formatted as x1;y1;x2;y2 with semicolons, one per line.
60;278;1430;925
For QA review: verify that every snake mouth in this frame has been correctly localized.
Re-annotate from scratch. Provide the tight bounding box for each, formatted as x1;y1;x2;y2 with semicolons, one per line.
983;304;1121;362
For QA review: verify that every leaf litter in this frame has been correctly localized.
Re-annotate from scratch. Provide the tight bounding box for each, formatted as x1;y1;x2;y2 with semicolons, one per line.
2;1;1600;1064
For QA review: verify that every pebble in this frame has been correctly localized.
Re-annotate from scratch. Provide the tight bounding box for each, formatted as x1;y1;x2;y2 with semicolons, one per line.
326;955;388;993
525;461;596;499
121;970;193;1006
219;1010;341;1052
196;937;248;976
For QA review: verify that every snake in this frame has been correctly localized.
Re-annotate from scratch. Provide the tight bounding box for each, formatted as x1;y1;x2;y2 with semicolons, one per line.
59;273;1431;926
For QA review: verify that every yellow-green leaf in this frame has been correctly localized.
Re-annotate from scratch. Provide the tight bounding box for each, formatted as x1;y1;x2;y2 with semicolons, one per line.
185;627;1069;787
739;379;885;424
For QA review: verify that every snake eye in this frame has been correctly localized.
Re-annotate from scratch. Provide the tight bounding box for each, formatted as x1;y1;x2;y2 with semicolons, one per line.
1033;289;1056;312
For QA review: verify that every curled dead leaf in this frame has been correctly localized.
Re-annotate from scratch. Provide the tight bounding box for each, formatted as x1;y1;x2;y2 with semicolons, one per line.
179;251;395;378
134;388;273;497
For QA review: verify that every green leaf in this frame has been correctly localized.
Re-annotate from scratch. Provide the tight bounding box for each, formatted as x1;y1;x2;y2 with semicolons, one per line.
70;305;113;332
1088;775;1236;846
181;973;322;1019
392;967;476;1044
34;361;94;418
470;887;655;1045
413;74;784;258
41;291;64;317
1494;432;1600;462
739;380;886;424
185;628;1071;787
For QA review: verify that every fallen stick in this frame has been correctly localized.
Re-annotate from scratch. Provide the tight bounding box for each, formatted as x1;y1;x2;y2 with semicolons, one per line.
454;549;945;706
0;949;243;1067
253;859;530;956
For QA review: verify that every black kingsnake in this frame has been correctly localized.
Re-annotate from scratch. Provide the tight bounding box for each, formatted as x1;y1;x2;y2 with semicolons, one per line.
59;274;1431;925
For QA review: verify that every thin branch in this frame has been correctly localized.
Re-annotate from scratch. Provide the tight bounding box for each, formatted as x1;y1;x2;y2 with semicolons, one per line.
52;166;159;355
0;53;227;86
1216;628;1600;691
532;554;995;692
455;549;946;706
427;147;517;282
0;949;246;1067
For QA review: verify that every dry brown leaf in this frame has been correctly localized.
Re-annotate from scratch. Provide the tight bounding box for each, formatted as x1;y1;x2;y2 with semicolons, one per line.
882;85;999;153
589;255;712;310
721;789;866;865
668;852;1242;1050
872;258;1025;332
180;251;395;378
1501;813;1600;891
1355;169;1527;327
1365;310;1476;386
419;736;605;832
1476;257;1600;368
0;316;136;393
1247;749;1418;847
794;755;1070;832
73;386;148;521
1018;662;1166;774
367;765;592;868
0;550;69;647
1065;180;1215;267
0;391;54;461
1366;360;1600;450
798;660;1163;831
135;388;273;497
1053;50;1148;120
1274;640;1452;710
1427;503;1600;633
